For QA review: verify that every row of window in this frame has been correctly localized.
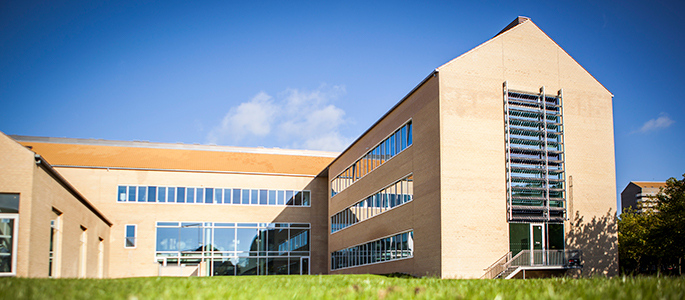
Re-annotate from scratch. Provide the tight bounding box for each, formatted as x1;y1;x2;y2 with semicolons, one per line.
154;222;310;254
331;175;414;233
117;186;311;206
331;121;412;197
331;231;413;270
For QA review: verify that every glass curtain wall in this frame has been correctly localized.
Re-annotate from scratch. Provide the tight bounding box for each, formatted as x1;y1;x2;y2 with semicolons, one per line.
156;222;310;276
331;175;413;233
331;121;412;197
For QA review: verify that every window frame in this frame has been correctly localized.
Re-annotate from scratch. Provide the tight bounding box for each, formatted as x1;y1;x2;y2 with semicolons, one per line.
124;224;137;249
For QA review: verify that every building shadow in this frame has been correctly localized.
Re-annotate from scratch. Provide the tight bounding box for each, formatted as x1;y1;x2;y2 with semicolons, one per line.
566;209;618;277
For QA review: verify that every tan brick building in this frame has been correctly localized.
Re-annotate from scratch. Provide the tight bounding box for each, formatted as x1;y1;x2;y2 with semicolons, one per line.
0;17;617;279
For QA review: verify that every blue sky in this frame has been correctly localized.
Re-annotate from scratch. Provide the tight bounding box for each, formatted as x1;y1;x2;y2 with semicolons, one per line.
1;1;684;206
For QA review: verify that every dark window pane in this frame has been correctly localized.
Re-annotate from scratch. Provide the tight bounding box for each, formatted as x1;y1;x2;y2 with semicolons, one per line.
177;187;185;203
147;186;156;202
294;192;302;206
407;122;412;146
233;189;241;204
302;191;310;206
0;194;19;213
128;186;136;202
205;188;214;204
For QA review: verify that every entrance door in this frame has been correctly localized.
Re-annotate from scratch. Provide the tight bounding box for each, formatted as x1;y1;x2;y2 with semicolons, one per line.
531;224;544;265
300;257;309;275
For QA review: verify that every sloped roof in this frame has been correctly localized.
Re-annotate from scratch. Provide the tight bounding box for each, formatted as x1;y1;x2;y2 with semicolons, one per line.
14;137;336;176
436;17;611;95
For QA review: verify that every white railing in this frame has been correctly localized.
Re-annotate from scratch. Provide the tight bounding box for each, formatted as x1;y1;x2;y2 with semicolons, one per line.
482;250;581;279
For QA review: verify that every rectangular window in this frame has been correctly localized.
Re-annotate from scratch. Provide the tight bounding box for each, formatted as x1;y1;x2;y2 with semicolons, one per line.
147;186;156;203
187;188;195;203
212;188;220;204
302;191;311;206
268;190;276;205
251;190;259;205
117;186;127;202
177;187;185;203
196;188;204;204
137;186;147;202
241;189;250;205
233;189;241;204
259;190;268;205
128;186;136;202
125;225;136;248
285;191;294;206
168;187;176;203
158;187;166;203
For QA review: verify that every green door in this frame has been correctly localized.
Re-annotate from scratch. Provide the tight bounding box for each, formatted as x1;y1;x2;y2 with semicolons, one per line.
532;224;544;265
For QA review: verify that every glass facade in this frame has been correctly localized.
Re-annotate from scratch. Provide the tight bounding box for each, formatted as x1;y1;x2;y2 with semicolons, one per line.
117;186;310;207
156;222;310;276
331;231;413;270
331;175;413;233
331;121;412;197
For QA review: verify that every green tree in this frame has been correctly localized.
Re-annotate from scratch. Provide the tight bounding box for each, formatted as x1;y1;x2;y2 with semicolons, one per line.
652;173;685;275
618;207;656;274
618;173;685;275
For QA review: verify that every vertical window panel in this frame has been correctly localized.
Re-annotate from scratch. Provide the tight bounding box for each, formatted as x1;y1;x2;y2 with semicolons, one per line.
168;187;176;203
147;186;156;203
158;187;166;203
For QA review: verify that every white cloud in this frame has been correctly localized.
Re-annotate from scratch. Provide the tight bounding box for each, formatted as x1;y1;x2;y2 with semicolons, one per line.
207;92;277;144
207;85;352;151
637;113;675;133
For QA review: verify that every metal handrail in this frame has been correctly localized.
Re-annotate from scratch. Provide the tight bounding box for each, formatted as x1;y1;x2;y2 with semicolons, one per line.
481;251;512;279
482;250;582;279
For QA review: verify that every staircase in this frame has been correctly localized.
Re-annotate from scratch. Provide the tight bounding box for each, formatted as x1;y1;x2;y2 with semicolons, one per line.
482;250;582;279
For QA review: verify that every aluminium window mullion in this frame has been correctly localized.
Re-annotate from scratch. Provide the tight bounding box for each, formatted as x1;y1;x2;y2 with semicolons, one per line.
541;86;550;222
504;81;513;221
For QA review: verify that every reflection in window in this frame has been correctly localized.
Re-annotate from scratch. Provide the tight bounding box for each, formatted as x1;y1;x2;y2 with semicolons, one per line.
331;121;412;197
331;174;413;233
156;222;311;276
125;225;136;248
331;231;413;270
118;186;312;207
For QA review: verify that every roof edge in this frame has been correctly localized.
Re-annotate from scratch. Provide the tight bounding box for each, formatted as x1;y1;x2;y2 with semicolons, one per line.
34;155;113;226
494;16;530;37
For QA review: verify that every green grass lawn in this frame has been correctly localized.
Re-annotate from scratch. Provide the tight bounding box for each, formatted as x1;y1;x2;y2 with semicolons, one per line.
0;275;683;300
